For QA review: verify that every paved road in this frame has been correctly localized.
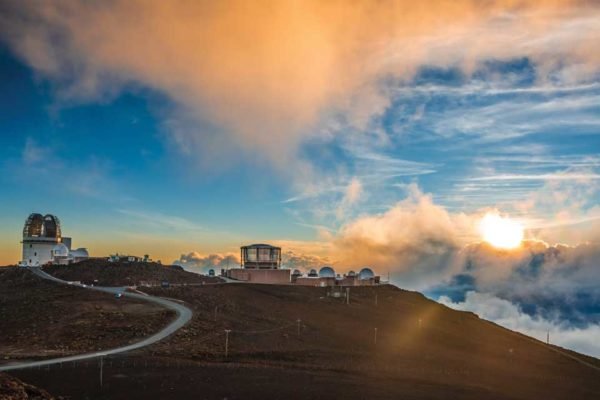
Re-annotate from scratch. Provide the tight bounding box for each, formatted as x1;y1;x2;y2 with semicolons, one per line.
0;267;193;372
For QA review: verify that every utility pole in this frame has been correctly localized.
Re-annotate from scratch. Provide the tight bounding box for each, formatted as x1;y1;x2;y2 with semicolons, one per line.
297;318;301;337
547;330;550;344
346;287;350;305
99;356;103;389
374;328;378;345
224;329;231;359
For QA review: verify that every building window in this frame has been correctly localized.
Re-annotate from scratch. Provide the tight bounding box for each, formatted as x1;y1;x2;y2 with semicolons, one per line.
34;252;37;256
246;248;257;262
30;244;32;248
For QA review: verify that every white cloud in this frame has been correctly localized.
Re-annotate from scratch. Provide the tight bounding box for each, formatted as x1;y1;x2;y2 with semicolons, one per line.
440;291;600;358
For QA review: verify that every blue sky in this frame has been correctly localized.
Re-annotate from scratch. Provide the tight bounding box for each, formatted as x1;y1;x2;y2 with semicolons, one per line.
0;1;599;357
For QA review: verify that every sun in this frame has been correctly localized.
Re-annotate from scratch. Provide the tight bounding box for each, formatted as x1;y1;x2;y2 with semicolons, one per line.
479;213;524;249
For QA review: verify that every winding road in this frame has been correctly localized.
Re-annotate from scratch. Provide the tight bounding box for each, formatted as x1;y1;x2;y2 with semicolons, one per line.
0;267;193;372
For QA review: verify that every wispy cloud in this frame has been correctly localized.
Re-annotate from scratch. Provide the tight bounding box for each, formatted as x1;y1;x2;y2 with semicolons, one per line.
116;209;203;231
468;173;600;181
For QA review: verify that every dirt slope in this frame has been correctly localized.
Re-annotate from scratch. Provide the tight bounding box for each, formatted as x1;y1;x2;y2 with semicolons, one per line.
42;259;221;286
0;372;59;400
0;267;174;360
3;266;599;399
140;283;600;399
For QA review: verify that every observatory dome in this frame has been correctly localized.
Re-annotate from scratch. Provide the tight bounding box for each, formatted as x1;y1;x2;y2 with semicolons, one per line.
307;269;318;277
347;270;356;277
70;248;89;258
318;266;335;278
358;267;375;280
23;213;61;239
52;243;69;257
292;269;302;277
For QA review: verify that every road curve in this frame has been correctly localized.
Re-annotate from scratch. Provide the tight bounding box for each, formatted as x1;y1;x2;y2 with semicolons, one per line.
0;267;193;372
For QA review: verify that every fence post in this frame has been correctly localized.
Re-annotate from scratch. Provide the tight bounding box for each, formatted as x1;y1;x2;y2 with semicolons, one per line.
225;329;231;359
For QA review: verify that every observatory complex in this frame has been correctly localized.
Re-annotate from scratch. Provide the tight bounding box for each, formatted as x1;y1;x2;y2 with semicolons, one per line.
19;213;89;267
225;244;380;286
226;244;290;284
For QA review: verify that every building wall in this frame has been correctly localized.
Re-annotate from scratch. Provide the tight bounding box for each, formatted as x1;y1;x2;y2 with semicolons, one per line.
22;241;56;266
294;276;380;287
294;277;336;287
228;268;290;284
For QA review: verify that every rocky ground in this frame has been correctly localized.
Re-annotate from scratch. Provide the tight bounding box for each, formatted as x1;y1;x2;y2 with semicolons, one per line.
0;372;59;400
42;259;222;287
0;267;174;360
2;266;599;399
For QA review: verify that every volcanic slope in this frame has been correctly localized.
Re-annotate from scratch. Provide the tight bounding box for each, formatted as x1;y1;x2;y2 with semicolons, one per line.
42;259;222;286
0;372;59;400
0;267;174;360
140;283;600;399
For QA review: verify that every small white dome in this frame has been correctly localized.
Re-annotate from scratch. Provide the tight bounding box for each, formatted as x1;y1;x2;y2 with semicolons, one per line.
358;267;375;280
70;248;89;258
292;269;302;277
307;269;318;277
347;270;356;277
318;266;335;278
52;243;69;257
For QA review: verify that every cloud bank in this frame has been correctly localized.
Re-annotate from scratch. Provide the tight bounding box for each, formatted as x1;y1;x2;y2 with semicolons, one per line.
1;0;599;168
173;252;239;273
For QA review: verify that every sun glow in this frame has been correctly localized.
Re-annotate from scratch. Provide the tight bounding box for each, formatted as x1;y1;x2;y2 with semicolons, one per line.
479;213;524;249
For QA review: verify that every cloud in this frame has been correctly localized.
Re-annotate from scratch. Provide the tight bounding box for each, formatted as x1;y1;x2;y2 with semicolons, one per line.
281;250;331;271
1;137;132;202
117;209;203;232
1;1;599;169
442;240;600;324
330;184;477;288
173;252;239;272
335;177;363;219
469;173;600;181
439;291;600;358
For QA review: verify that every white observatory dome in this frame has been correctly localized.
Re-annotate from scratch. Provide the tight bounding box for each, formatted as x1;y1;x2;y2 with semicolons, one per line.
318;266;335;278
358;267;375;280
70;248;89;258
347;270;356;277
308;269;318;277
292;269;302;277
52;243;69;258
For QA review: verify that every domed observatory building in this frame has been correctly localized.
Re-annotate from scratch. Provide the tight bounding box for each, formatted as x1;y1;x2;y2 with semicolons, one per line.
20;213;89;266
294;266;338;287
240;244;281;269
21;214;62;267
227;244;290;284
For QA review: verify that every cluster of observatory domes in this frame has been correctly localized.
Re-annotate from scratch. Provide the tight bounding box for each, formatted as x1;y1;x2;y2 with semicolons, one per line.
292;266;375;280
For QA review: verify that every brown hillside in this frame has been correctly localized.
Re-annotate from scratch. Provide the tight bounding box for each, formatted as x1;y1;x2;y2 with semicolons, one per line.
42;259;222;286
0;372;59;400
4;267;599;399
0;267;174;360
139;283;600;399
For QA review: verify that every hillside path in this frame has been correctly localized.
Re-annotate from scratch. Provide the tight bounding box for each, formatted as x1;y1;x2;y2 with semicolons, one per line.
0;267;192;372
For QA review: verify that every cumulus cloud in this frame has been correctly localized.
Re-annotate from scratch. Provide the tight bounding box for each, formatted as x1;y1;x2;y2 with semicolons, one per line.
173;252;239;272
331;184;476;288
281;250;331;271
1;1;598;169
439;291;600;358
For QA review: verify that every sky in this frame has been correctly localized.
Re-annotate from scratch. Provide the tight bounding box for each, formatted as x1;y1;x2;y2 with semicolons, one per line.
0;1;599;356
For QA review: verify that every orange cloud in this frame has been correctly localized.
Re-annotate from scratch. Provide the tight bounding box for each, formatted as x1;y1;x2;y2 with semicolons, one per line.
1;1;598;168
